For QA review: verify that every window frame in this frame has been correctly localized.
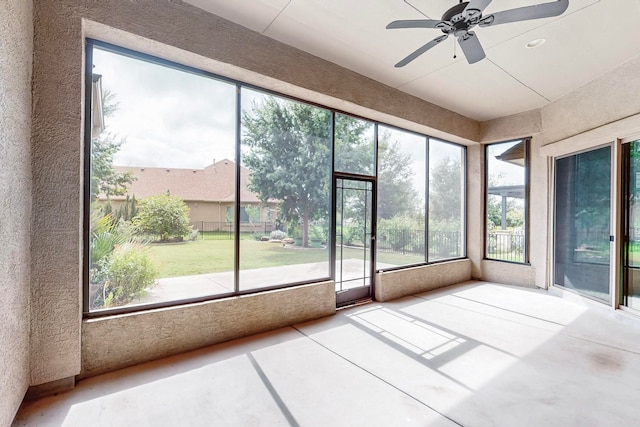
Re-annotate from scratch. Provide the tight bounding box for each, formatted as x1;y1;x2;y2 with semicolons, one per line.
83;38;468;317
483;138;530;264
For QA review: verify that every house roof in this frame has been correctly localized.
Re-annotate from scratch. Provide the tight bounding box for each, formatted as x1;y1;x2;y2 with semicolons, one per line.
108;159;268;204
495;141;526;167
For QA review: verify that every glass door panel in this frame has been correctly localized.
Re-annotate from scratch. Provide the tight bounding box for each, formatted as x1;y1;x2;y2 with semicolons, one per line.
554;146;611;302
335;177;375;306
625;140;640;310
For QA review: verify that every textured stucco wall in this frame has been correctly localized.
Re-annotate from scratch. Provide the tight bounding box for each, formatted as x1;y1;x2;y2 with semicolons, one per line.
480;109;542;144
81;282;335;378
529;136;549;288
481;260;536;288
466;145;484;279
0;0;33;424
541;53;640;145
375;260;472;302
30;1;84;386
29;0;483;386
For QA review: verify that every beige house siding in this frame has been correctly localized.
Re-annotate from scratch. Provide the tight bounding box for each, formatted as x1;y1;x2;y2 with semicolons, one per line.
101;159;279;229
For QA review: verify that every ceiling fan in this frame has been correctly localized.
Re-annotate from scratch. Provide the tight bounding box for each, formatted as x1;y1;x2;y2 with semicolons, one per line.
387;0;569;66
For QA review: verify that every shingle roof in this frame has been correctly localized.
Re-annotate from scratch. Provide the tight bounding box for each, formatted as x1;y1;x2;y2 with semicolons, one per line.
107;159;265;203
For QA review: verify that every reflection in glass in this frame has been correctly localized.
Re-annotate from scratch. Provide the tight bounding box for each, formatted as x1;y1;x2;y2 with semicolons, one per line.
554;146;611;302
239;88;331;290
486;140;527;262
88;45;236;311
376;127;426;268
430;139;465;261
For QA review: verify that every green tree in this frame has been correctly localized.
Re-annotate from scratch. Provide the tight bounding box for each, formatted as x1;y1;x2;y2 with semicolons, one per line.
377;137;420;219
242;97;332;247
133;194;192;241
91;90;134;201
429;157;461;224
242;97;419;246
115;195;138;223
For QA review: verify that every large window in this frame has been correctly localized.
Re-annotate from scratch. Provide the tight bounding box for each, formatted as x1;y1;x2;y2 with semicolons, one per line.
240;89;331;290
485;139;528;263
376;126;426;267
85;40;467;314
430;139;465;261
87;43;236;312
375;131;466;267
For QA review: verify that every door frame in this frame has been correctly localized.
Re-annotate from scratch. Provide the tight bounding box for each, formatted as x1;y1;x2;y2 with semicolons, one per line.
332;173;377;307
550;142;618;307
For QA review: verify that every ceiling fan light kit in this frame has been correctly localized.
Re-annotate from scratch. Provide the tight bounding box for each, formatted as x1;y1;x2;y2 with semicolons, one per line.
387;0;569;66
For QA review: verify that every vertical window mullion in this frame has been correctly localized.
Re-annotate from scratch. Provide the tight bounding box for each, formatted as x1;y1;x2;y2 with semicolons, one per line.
425;136;430;263
234;84;242;293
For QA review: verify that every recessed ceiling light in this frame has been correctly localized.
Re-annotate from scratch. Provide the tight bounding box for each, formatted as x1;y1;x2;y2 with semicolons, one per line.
526;38;546;49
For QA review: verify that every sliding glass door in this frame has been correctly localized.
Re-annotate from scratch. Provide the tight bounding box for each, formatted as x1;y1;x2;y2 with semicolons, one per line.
624;140;640;310
554;146;612;302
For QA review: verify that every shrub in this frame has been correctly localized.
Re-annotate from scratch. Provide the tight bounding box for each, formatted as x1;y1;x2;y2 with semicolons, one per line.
270;230;286;240
101;244;157;307
133;193;192;241
378;216;424;252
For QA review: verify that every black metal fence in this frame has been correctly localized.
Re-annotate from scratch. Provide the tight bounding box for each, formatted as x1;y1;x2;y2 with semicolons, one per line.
190;222;465;258
486;232;525;262
189;221;276;240
376;229;462;258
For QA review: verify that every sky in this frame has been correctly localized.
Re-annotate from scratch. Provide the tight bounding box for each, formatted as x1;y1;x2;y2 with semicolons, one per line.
93;46;476;193
487;140;526;186
93;47;237;169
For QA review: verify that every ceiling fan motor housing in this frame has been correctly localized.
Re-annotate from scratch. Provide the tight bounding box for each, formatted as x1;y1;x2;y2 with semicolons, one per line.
441;2;482;35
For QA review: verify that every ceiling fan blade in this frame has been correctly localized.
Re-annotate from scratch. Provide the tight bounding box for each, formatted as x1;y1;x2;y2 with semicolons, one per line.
395;34;449;67
479;0;569;27
464;0;492;17
458;31;485;64
386;19;444;29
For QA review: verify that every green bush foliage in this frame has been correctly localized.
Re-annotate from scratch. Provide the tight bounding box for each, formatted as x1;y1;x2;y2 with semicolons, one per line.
101;244;157;307
133;193;192;241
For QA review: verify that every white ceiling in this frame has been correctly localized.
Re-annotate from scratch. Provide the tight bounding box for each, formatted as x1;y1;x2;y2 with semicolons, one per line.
184;0;640;121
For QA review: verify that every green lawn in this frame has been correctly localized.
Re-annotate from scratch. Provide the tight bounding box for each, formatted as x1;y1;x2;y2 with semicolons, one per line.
147;239;436;278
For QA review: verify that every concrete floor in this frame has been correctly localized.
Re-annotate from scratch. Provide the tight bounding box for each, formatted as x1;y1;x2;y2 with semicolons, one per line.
14;281;640;426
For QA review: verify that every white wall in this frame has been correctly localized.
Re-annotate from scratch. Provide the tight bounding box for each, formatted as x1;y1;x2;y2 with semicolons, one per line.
0;0;33;424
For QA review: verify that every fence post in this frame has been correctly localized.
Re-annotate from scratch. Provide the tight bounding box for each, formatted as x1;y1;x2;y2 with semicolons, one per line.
402;229;406;255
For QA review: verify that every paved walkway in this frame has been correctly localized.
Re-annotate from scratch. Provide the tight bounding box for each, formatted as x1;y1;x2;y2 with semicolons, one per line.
135;259;392;305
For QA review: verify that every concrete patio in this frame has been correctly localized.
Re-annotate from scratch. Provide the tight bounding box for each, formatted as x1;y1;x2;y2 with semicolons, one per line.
15;281;640;426
131;258;393;306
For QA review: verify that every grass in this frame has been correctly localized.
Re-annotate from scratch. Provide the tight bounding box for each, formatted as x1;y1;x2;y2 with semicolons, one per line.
147;239;440;278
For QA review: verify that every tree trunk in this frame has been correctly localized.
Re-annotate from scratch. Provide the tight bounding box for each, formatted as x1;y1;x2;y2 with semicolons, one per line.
302;211;310;247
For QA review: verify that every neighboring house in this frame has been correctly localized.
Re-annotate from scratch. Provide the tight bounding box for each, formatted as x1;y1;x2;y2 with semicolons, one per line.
103;159;278;232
